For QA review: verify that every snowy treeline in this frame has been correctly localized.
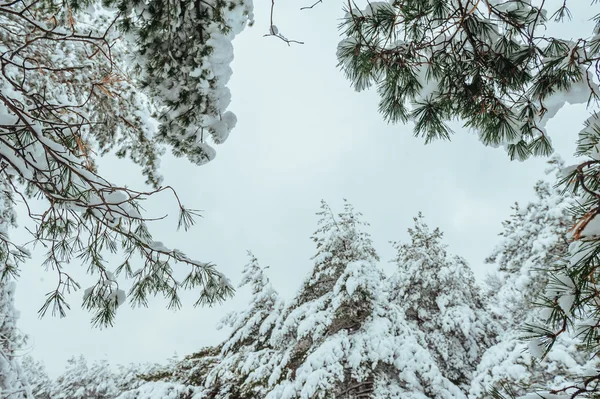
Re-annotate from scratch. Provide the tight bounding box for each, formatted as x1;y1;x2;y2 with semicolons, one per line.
9;159;592;398
18;355;163;399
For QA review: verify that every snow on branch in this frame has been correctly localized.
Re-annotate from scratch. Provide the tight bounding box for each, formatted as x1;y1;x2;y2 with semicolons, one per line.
0;0;249;326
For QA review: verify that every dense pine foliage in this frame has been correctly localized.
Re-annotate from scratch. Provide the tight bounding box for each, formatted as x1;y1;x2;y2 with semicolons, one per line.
0;0;253;327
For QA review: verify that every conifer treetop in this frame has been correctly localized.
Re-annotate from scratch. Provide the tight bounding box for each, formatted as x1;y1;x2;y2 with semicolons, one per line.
218;251;280;355
390;212;495;390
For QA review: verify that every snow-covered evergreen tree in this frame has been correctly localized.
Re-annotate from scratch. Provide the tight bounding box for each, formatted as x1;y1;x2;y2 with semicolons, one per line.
263;200;387;398
203;252;283;397
20;356;51;399
0;281;29;399
218;252;281;356
483;157;578;328
163;252;284;398
19;355;165;399
0;184;30;399
51;355;119;399
114;362;163;393
117;253;282;398
469;159;595;398
389;213;495;392
116;201;468;398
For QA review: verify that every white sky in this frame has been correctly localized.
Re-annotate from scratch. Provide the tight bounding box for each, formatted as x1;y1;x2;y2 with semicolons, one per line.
10;0;593;377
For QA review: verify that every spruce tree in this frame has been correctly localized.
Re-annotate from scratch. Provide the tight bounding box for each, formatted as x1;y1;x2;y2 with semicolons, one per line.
218;252;281;356
114;362;163;393
114;357;196;399
265;200;385;398
484;157;577;328
389;213;495;392
118;253;282;398
176;252;283;398
0;281;29;399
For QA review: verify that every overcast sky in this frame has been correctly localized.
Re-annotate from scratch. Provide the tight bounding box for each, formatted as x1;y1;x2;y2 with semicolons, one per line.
10;0;593;377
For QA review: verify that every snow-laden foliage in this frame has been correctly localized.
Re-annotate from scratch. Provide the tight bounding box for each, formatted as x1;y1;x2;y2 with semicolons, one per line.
0;185;30;399
390;213;496;392
118;201;501;398
0;281;30;399
337;0;597;160
262;200;389;398
469;159;600;398
20;355;163;399
218;251;281;356
117;381;195;399
115;362;165;393
484;157;577;328
177;253;283;398
50;355;119;399
21;357;51;399
471;330;597;399
0;0;252;325
337;3;600;394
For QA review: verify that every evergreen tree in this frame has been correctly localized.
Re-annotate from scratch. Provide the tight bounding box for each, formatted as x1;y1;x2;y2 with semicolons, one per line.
203;252;283;398
20;354;163;399
264;200;387;398
0;281;29;399
174;252;283;398
21;356;52;399
114;362;163;393
51;355;119;399
118;253;282;398
484;157;577;328
336;2;600;395
389;213;495;391
0;184;30;399
218;252;281;356
117;201;467;398
470;162;597;398
0;0;252;325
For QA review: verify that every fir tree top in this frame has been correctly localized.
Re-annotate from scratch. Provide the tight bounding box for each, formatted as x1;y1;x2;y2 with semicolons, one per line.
390;213;494;390
218;252;280;355
302;199;379;302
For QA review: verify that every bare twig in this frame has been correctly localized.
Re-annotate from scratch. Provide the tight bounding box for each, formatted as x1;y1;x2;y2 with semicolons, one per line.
300;0;323;11
264;0;304;45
